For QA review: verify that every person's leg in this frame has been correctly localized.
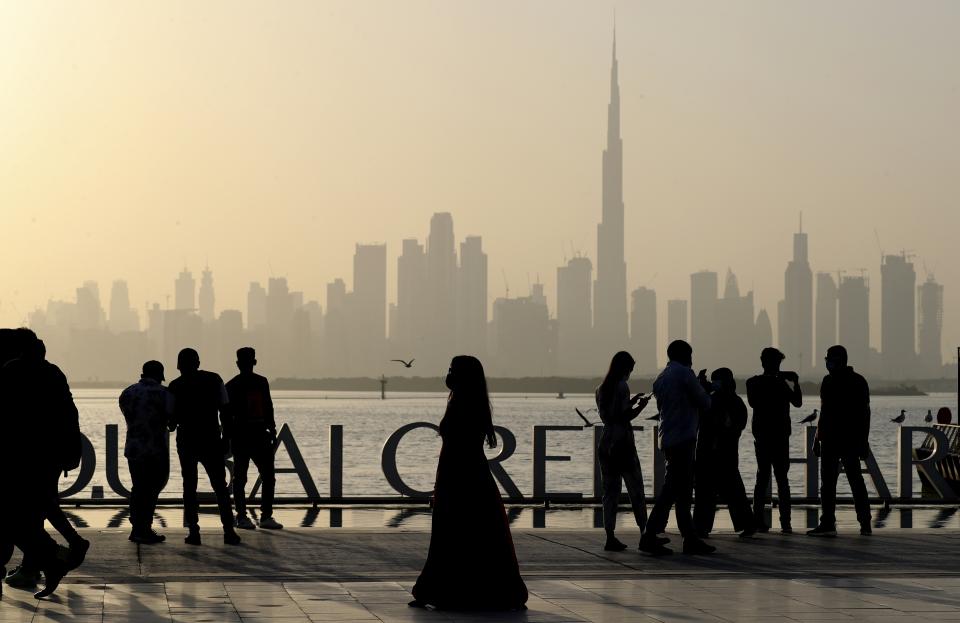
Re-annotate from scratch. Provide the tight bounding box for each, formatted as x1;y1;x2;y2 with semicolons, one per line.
178;446;200;530
818;446;841;528
772;438;792;530
198;450;236;532
250;440;276;519
841;452;871;528
232;444;251;518
143;455;169;533
620;451;648;532
693;452;716;536
721;451;755;533
644;458;678;538
671;442;697;539
128;457;145;534
752;441;772;529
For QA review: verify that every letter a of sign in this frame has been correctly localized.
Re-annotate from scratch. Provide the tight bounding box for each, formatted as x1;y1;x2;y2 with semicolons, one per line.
251;424;321;500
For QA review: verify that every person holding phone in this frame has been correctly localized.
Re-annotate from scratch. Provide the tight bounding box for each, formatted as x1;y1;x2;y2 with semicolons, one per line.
595;351;651;551
746;347;802;534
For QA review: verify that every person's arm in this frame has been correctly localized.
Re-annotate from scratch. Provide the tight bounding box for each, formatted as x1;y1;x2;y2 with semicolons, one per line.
788;375;803;408
859;376;871;457
119;388;133;424
686;369;712;410
745;378;758;409
218;379;232;439
730;396;748;432
262;377;276;435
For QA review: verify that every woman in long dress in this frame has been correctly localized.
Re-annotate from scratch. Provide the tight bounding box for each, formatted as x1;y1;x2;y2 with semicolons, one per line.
410;355;528;610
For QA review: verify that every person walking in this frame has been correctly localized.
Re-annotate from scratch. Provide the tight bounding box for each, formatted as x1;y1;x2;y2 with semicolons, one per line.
595;351;651;551
226;347;282;530
119;360;174;544
410;356;527;611
640;340;714;556
693;368;757;539
808;345;872;537
746;347;802;533
168;348;241;546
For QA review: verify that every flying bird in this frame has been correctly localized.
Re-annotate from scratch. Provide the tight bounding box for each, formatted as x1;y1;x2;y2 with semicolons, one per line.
799;409;819;425
390;359;415;368
925;410;934;423
575;408;597;427
891;410;906;424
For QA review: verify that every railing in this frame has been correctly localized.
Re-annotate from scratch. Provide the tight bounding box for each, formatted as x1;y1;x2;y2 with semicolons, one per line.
59;421;960;506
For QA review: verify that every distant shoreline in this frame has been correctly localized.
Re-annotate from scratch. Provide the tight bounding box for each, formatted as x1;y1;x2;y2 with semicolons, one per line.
71;376;950;396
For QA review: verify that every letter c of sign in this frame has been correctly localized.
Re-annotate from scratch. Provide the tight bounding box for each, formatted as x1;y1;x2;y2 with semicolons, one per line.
381;422;440;498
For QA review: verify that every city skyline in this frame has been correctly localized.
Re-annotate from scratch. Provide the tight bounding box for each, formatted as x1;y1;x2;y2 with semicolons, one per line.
3;2;958;371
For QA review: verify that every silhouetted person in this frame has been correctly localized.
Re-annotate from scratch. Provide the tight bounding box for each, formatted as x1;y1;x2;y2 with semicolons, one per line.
640;340;714;556
0;329;75;598
6;338;88;591
226;347;282;530
410;356;527;610
168;348;241;546
808;345;872;537
746;347;802;533
595;351;651;551
119;360;173;544
694;368;757;539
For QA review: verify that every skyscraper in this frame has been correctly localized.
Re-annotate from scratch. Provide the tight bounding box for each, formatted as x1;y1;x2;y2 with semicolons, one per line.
198;267;215;323
108;280;139;333
557;257;593;375
395;238;427;355
426;213;457;369
667;299;688;343
457;236;488;357
247;282;267;329
174;268;196;311
690;271;719;368
814;272;838;372
630;286;657;374
353;243;388;373
881;253;917;379
593;31;628;354
838;275;870;370
715;270;756;375
917;275;944;377
780;223;813;373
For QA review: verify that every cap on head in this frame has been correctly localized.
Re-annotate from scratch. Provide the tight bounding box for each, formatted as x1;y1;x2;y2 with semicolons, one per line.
142;360;165;382
177;348;200;372
761;347;785;363
666;340;693;364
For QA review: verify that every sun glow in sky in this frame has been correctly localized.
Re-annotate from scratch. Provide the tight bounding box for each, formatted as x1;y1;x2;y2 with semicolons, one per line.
2;1;958;360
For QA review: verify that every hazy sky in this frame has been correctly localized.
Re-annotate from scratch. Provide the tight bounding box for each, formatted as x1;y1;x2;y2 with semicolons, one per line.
2;1;958;362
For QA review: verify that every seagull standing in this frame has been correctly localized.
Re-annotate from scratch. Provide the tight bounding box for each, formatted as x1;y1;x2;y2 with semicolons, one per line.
925;410;934;423
891;410;906;424
799;409;819;424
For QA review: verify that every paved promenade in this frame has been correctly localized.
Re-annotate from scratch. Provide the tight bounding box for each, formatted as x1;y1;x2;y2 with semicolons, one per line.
3;528;960;621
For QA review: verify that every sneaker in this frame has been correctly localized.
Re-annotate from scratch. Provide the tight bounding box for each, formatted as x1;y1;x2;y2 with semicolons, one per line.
185;526;202;546
603;537;628;552
236;514;257;530
223;529;242;546
781;526;793;535
739;528;758;539
5;565;41;588
806;524;837;537
860;524;873;536
258;516;283;530
34;546;70;599
756;524;770;534
638;535;673;556
682;538;717;555
67;538;90;570
130;530;166;545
